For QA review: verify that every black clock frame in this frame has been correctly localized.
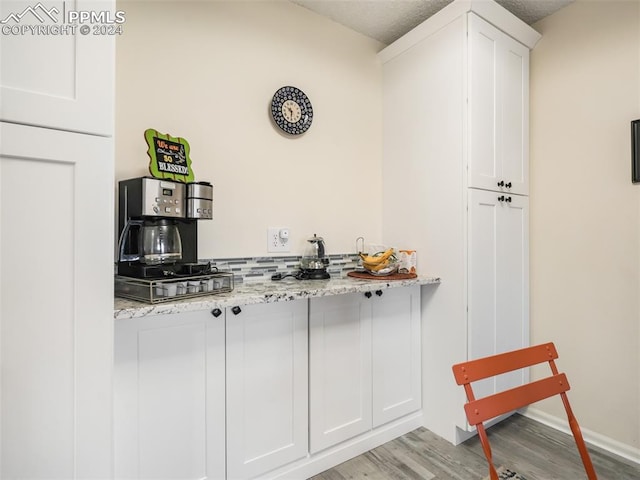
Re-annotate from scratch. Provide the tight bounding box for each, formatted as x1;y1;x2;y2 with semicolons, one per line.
271;86;313;135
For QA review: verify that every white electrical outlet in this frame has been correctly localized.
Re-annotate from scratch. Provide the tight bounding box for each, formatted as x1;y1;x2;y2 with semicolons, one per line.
268;227;290;253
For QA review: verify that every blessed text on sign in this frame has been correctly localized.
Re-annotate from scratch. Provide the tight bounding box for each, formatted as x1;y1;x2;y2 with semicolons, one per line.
145;129;194;182
154;137;189;175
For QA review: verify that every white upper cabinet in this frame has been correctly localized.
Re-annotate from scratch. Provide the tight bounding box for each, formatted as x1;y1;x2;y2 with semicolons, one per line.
0;0;115;136
468;14;530;195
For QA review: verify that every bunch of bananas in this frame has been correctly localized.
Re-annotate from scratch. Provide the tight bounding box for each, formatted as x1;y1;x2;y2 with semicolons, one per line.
359;248;397;273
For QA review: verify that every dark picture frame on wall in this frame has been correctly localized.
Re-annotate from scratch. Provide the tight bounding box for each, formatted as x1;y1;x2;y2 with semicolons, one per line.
632;119;640;183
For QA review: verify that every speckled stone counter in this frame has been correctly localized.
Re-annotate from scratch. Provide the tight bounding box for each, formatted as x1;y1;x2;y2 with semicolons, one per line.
114;274;440;320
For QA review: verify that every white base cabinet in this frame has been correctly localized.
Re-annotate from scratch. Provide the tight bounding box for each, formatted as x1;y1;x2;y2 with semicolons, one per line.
226;300;308;480
114;310;226;480
310;286;421;453
114;286;422;479
115;300;308;480
309;293;373;453
372;287;421;427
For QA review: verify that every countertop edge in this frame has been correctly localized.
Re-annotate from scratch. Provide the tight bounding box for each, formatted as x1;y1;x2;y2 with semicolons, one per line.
114;275;441;320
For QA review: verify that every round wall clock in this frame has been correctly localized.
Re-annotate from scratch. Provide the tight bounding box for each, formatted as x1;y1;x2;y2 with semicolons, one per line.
271;86;313;135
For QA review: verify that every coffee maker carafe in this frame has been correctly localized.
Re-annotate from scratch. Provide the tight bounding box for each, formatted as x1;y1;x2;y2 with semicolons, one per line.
118;218;182;265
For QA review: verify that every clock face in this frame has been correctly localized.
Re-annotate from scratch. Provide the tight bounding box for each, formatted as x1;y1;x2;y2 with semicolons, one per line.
282;99;302;123
271;86;313;135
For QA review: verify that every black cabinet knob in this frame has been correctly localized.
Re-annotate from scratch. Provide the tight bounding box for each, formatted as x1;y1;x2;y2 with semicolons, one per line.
364;291;372;298
506;196;512;203
505;182;512;188
498;195;505;202
231;306;242;315
497;180;505;187
211;308;222;318
375;290;383;296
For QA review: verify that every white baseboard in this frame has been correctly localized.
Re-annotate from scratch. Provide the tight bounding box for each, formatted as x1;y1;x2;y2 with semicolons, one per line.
522;407;640;466
265;412;424;480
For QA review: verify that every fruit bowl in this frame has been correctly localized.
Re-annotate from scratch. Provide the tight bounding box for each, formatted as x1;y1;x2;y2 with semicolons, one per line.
360;248;398;276
365;262;399;276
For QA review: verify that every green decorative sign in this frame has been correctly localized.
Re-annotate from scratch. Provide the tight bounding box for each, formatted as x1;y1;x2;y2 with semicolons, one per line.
145;129;194;182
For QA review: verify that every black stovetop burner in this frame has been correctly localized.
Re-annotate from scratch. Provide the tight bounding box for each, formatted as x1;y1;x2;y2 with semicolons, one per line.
118;261;216;279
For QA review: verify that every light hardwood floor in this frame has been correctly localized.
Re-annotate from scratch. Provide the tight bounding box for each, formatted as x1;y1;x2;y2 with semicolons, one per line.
310;414;640;480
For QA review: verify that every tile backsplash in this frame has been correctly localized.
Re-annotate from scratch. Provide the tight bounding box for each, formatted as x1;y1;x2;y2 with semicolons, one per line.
202;254;360;283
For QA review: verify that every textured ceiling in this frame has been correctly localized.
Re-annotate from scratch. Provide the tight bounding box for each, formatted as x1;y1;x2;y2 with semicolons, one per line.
291;0;573;45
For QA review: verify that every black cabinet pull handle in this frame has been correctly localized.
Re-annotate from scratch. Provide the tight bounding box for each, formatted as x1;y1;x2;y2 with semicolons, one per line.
364;291;372;298
506;196;512;203
231;306;242;315
497;180;505;187
375;290;383;296
505;182;512;188
498;195;505;202
211;308;222;318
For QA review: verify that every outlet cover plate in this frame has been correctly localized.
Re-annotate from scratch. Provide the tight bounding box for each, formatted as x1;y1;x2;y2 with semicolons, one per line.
268;227;290;253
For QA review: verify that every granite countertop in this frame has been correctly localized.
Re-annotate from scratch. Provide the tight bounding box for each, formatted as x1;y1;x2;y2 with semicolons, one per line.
114;274;441;320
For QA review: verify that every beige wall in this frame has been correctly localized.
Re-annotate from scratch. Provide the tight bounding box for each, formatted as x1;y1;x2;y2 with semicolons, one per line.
116;0;383;258
530;0;640;453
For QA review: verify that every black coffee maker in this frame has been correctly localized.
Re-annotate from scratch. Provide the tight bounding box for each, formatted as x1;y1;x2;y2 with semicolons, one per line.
117;176;213;278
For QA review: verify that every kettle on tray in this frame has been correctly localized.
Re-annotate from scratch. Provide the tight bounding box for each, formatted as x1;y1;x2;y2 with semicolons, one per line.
299;234;330;279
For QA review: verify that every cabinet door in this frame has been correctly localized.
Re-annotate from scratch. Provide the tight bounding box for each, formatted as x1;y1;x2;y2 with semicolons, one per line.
468;13;529;195
226;300;308;480
496;193;529;391
0;0;114;136
0;122;113;479
372;286;421;427
500;35;529;196
309;293;372;453
114;310;226;480
468;189;529;399
468;189;499;391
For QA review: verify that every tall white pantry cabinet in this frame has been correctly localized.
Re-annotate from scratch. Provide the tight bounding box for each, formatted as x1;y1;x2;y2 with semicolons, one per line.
379;0;541;444
0;0;115;477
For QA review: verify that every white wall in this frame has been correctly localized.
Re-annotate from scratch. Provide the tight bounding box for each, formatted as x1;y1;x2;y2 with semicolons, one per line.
529;0;640;456
116;0;383;258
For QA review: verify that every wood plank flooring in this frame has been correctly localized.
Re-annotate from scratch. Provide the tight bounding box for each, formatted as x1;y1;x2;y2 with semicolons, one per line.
310;414;640;480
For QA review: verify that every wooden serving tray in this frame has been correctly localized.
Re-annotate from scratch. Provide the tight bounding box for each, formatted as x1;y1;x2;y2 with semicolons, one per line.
347;271;417;281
